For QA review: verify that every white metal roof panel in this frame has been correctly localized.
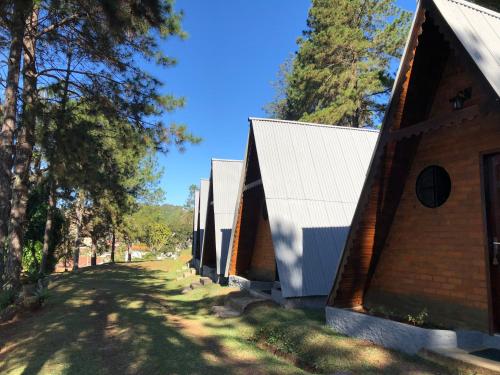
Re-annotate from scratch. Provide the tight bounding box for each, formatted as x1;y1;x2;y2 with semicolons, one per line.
212;159;243;275
433;0;500;96
251;118;379;298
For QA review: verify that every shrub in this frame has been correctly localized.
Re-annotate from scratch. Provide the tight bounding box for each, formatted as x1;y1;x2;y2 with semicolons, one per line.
0;289;16;310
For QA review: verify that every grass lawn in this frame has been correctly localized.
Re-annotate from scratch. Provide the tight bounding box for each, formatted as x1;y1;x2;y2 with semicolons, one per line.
0;251;488;374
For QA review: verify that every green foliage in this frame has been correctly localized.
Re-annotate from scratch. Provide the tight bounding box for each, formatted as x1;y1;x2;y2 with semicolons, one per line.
0;289;16;310
268;0;411;127
33;284;50;304
406;309;429;327
124;204;192;248
25;182;64;273
145;222;173;253
184;184;198;210
254;326;295;355
22;240;43;276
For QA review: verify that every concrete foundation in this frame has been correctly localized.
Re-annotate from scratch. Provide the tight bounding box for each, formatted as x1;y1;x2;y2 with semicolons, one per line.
326;307;500;355
230;276;325;308
201;265;216;281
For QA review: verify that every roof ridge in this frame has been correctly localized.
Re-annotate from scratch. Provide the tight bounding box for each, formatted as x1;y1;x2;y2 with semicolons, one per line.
442;0;500;19
211;158;243;163
248;117;380;133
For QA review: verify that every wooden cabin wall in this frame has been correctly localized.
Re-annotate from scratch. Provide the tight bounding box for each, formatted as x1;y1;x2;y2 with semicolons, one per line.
202;189;217;268
248;202;276;281
364;50;500;331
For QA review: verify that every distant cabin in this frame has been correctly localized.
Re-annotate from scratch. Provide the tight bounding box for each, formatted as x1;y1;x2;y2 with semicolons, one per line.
200;159;243;281
192;178;209;270
226;118;378;307
328;0;500;333
191;189;200;259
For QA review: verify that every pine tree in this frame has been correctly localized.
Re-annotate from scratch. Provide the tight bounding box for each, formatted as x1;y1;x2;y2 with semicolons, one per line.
268;0;411;127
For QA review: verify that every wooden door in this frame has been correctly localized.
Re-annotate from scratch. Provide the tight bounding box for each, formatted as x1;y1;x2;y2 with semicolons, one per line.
484;154;500;331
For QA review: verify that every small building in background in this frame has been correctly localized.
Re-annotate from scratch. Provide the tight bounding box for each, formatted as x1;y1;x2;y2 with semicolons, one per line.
328;0;500;334
200;159;243;281
226;118;378;307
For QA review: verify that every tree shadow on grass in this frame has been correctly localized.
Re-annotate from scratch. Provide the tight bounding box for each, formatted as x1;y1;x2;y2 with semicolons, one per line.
0;264;275;375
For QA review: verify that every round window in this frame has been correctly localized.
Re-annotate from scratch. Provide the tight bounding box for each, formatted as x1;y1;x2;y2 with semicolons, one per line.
416;165;451;208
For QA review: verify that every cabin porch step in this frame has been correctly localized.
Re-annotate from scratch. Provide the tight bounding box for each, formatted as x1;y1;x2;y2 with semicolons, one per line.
190;282;202;290
225;294;268;314
200;277;213;286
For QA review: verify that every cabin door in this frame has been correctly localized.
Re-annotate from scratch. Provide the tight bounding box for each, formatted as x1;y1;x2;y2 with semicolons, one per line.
484;153;500;332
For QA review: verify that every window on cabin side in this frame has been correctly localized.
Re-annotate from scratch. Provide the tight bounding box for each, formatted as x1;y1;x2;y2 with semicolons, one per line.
416;165;451;208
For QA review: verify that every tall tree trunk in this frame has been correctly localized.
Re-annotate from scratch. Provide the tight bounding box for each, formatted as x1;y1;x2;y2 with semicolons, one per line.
126;242;131;262
111;229;115;263
4;4;38;291
73;191;84;271
90;237;97;266
0;1;28;287
39;179;55;275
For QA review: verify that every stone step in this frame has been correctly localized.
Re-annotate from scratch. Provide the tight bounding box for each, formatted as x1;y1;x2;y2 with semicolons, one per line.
189;268;197;275
212;305;241;318
190;282;202;290
225;295;266;314
200;277;212;286
183;271;191;278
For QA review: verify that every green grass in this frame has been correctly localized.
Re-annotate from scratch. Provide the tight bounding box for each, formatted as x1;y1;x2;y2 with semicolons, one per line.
0;251;488;374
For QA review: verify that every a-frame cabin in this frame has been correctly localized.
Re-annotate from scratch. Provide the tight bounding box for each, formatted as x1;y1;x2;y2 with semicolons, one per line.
226;118;378;306
192;179;209;271
200;159;243;281
191;189;200;259
328;0;500;333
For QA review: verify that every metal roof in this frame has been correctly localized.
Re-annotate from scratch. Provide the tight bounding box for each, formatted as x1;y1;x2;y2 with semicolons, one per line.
239;118;378;298
433;0;500;96
211;159;243;275
192;189;200;256
198;179;210;253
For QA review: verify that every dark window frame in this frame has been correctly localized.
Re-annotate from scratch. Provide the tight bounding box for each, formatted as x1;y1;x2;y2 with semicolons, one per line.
416;165;451;208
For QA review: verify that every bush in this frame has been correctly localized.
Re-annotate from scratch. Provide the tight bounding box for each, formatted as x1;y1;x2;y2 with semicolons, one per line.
22;240;43;276
0;289;16;310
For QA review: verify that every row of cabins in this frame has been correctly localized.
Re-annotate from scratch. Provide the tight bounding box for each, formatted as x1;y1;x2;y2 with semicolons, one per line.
192;0;500;355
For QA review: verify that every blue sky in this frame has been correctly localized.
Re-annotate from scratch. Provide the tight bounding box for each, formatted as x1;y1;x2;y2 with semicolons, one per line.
157;0;416;206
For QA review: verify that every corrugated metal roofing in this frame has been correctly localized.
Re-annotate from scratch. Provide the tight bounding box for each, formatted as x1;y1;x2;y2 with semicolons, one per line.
433;0;500;96
198;179;210;254
247;118;379;298
211;159;243;275
192;189;200;256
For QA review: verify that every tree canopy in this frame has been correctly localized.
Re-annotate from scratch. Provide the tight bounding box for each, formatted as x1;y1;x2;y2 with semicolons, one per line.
267;0;411;128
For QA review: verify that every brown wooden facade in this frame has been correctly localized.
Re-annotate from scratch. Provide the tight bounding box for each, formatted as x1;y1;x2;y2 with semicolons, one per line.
328;0;500;332
228;131;278;282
